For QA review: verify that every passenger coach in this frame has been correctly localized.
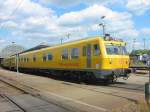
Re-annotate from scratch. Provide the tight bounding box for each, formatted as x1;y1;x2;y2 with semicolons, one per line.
2;36;131;82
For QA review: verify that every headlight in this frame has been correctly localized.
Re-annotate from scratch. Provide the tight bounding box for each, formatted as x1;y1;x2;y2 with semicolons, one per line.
109;58;112;64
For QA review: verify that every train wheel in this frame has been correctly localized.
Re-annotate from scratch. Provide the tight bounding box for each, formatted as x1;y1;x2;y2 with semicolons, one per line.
85;72;96;84
77;73;82;83
77;72;87;84
113;75;117;82
123;74;129;80
109;74;117;83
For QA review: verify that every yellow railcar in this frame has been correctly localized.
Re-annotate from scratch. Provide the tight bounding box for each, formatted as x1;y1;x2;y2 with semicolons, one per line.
2;36;131;81
2;56;16;69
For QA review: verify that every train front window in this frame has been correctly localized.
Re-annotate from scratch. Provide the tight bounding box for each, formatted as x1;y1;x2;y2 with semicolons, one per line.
121;46;128;55
105;45;127;55
93;44;100;56
106;45;120;55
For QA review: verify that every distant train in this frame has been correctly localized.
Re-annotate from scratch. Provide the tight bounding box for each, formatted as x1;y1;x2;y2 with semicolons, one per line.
1;36;131;82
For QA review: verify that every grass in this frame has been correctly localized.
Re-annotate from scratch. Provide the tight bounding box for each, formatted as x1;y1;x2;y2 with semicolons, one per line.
138;100;150;112
113;100;150;112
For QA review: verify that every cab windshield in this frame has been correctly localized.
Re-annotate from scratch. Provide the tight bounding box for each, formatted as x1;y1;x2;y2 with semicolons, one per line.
105;45;128;55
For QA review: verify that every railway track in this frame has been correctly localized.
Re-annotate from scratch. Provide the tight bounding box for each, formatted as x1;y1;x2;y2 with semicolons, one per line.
0;68;145;112
0;76;74;112
108;83;144;92
53;73;144;94
43;70;146;94
130;66;148;70
0;93;25;112
30;70;144;103
62;81;144;103
0;79;26;112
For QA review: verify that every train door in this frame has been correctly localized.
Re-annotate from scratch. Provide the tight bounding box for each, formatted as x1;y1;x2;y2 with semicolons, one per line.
86;44;91;68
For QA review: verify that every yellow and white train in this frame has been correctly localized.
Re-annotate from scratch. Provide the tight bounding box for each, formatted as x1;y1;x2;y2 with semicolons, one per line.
2;36;131;81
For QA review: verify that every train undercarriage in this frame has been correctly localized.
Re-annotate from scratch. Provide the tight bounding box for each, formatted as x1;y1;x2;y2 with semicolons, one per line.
2;66;132;83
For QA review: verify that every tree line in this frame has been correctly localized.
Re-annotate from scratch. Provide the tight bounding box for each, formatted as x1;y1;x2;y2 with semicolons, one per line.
131;49;150;55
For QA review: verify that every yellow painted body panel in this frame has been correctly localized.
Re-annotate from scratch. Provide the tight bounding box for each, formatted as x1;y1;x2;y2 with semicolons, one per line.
3;56;16;69
102;41;129;69
17;36;129;70
101;56;129;69
3;36;130;72
19;37;102;69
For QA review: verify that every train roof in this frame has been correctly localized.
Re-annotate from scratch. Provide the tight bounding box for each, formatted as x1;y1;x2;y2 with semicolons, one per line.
19;36;126;56
19;36;102;55
104;40;126;46
21;45;49;54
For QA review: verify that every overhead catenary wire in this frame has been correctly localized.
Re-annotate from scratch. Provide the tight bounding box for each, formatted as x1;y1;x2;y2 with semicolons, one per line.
0;0;24;30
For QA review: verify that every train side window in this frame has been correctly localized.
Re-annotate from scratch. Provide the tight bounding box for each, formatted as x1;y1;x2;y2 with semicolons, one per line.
71;48;79;59
21;57;23;62
27;58;29;62
61;49;68;60
83;46;87;56
48;53;53;60
33;56;36;62
24;57;26;62
93;44;100;56
43;54;47;62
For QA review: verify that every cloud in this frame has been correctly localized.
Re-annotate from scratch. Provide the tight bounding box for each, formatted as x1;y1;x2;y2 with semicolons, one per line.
0;0;53;21
58;4;138;38
0;38;7;51
126;0;150;15
0;0;55;36
18;0;53;17
0;0;139;49
0;0;54;37
40;0;82;7
1;21;18;30
15;4;138;41
40;0;109;7
141;28;150;35
0;39;6;44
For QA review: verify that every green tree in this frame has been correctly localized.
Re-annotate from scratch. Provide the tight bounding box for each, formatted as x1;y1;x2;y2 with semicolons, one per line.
131;49;150;55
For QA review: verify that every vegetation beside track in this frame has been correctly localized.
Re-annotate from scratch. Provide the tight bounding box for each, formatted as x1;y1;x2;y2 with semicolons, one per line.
114;100;150;112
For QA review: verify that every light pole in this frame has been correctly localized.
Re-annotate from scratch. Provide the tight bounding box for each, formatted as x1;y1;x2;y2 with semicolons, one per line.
60;33;71;44
99;16;106;37
99;23;105;37
12;42;19;73
132;38;136;51
66;33;71;39
16;53;19;73
60;38;63;44
147;60;150;84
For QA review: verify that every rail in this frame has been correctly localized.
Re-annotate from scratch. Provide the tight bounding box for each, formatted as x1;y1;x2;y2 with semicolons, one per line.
0;75;88;112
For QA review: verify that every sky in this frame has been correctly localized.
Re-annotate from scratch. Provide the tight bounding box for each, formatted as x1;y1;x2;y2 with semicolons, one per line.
0;0;150;52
